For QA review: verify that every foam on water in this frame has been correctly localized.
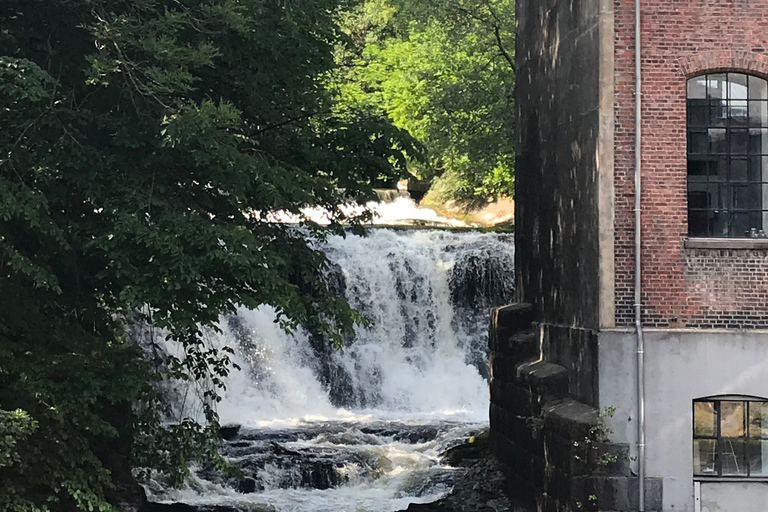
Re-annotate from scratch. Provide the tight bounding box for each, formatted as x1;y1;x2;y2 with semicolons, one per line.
149;225;515;511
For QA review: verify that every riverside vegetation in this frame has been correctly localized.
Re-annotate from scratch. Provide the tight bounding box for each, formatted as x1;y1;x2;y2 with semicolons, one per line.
0;1;515;510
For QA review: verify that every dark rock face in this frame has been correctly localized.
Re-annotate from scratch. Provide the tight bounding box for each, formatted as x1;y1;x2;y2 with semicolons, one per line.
220;424;241;441
399;430;518;512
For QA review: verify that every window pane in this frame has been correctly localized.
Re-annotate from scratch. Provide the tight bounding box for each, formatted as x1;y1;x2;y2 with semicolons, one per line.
695;401;717;436
730;73;749;100
710;157;728;181
689;100;708;127
721;439;748;476
712;211;729;236
721;401;747;437
710;128;727;153
732;158;748;182
688;76;708;99
709;74;728;99
748;439;768;476
709;183;727;209
750;402;768;438
730;100;749;126
731;130;749;155
688;210;709;236
749;75;768;100
711;101;728;127
688;159;707;177
749;129;767;154
732;212;762;237
689;131;708;154
734;185;760;209
694;438;718;476
749;157;764;182
749;101;768;127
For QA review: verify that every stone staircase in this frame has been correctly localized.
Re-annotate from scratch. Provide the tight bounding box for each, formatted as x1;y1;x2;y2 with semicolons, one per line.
489;303;661;512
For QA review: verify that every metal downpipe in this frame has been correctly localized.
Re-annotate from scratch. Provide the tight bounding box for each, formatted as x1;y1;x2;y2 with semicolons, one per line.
634;0;646;510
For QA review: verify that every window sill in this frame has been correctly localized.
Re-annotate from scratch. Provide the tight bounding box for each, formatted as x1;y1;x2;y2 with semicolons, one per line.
684;237;768;250
694;476;768;483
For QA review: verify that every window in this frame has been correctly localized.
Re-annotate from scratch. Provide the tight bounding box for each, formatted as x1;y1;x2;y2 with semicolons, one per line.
693;397;768;477
687;73;768;237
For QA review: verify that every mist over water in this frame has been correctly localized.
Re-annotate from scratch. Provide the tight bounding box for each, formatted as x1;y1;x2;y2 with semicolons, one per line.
147;223;515;512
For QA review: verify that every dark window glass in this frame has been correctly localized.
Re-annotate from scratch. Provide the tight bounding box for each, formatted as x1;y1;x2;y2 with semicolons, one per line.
694;399;768;478
687;73;768;237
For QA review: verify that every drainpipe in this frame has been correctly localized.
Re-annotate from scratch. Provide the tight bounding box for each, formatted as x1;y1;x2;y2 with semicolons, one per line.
634;0;646;510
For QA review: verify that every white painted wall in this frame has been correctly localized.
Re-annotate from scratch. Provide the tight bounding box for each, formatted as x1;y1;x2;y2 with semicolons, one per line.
599;329;768;512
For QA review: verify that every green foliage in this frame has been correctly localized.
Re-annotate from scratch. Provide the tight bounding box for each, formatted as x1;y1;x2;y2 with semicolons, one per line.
0;0;416;509
333;0;516;203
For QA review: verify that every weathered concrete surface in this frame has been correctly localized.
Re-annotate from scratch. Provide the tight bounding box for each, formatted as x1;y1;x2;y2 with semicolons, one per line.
599;329;768;511
515;0;614;331
700;481;768;512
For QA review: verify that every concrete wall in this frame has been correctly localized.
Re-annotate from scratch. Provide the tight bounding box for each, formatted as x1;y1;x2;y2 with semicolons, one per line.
515;0;615;331
599;329;768;512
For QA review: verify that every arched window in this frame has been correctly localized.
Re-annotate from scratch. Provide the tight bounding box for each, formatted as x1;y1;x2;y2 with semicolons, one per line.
693;396;768;477
687;73;768;237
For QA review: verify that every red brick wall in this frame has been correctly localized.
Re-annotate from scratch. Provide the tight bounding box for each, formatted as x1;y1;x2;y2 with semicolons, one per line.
614;1;768;327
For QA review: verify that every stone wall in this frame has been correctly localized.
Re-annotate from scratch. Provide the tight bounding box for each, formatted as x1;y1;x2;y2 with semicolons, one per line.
489;304;661;512
613;0;768;327
515;0;615;331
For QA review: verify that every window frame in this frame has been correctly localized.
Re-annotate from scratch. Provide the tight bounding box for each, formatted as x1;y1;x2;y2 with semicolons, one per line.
693;396;768;480
686;72;768;239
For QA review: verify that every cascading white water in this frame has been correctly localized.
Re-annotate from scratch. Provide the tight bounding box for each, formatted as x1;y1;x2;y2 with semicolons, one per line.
146;226;515;512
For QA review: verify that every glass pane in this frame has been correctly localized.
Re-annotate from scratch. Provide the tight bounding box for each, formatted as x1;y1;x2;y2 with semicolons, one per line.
730;100;749;126
722;401;747;437
712;211;729;236
688;76;708;99
731;129;749;155
710;157;728;181
695;401;717;436
730;73;749;100
709;182;727;209
732;158;748;182
749;156;764;182
749;75;768;100
748;439;768;476
694;438;718;476
711;101;728;127
749;101;768;127
709;74;728;99
688;100;708;127
687;159;707;177
734;185;760;209
721;439;748;476
688;209;709;236
689;131;708;154
749;402;768;438
749;128;767;154
710;128;727;153
733;212;763;237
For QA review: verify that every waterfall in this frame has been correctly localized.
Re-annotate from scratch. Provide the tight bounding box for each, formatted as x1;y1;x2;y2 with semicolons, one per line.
213;229;514;427
146;226;515;512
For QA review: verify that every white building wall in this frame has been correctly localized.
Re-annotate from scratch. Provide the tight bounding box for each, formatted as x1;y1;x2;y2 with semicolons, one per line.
599;329;768;512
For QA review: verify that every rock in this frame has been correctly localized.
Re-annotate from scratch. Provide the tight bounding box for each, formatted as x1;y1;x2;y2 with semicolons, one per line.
398;430;517;512
237;477;257;494
220;424;241;441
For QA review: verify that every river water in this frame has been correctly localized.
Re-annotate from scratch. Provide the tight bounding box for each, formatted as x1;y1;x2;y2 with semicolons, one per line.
144;202;515;512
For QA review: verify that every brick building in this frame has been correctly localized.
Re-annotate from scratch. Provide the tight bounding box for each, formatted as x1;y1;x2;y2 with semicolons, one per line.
490;1;768;511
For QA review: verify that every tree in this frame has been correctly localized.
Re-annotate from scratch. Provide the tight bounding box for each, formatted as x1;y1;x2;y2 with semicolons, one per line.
0;0;417;510
333;0;516;204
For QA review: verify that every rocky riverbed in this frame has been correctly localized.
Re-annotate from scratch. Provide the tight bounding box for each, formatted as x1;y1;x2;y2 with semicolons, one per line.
400;430;517;512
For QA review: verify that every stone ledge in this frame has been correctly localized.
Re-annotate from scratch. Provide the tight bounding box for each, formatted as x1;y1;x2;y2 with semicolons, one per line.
514;360;568;399
684;237;768;250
